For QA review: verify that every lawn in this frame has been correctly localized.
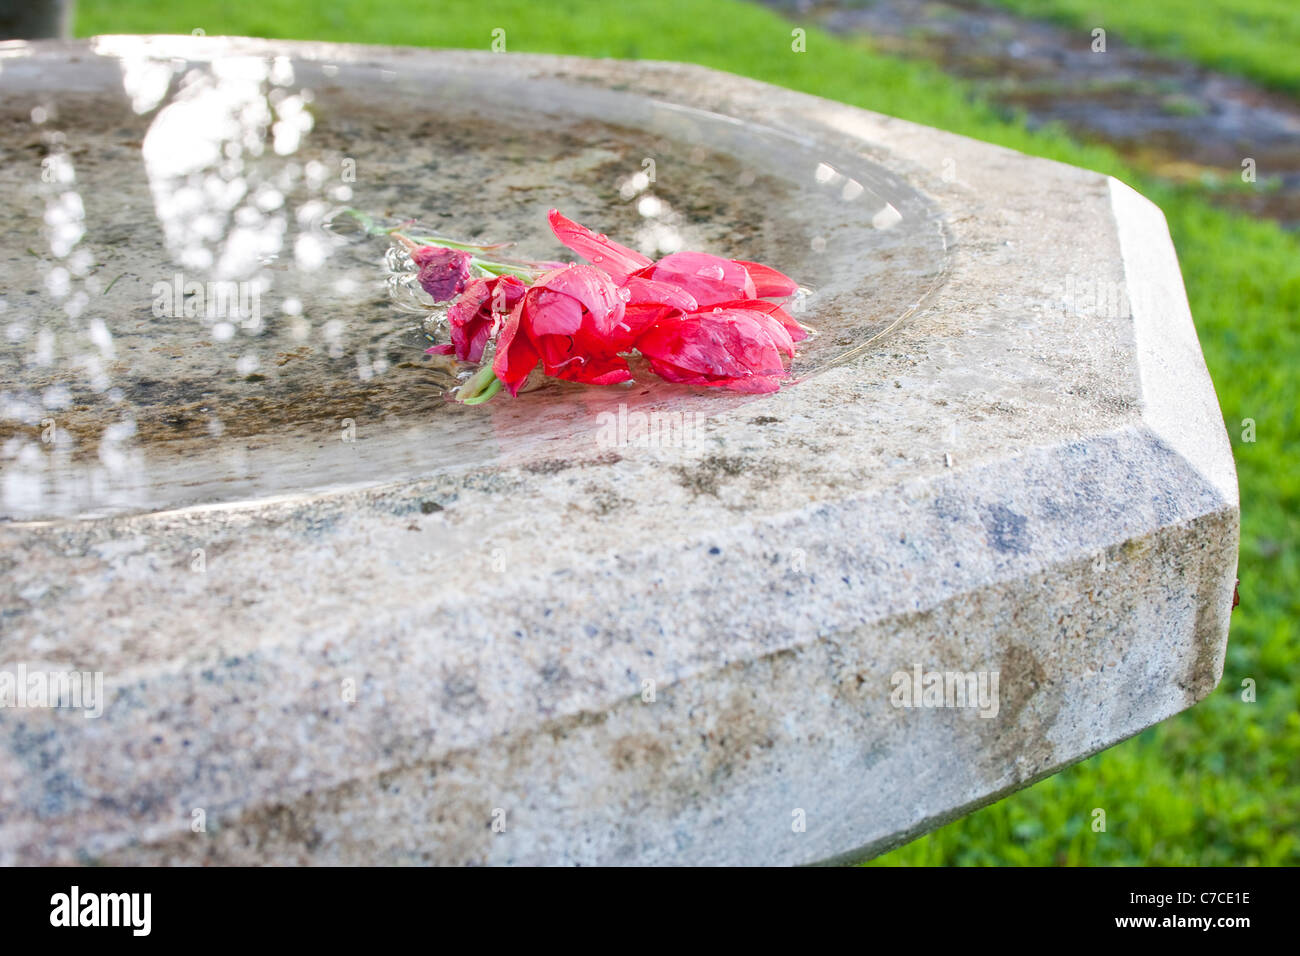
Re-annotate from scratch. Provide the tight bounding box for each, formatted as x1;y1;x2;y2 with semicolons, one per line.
75;0;1300;865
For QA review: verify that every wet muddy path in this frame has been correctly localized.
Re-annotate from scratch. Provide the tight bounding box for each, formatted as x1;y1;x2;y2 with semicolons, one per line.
764;0;1300;228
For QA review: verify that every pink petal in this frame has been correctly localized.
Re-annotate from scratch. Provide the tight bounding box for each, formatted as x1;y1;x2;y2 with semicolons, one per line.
413;247;474;302
708;299;803;353
620;276;699;313
554;354;634;386
493;302;541;396
548;209;652;281
617;276;698;341
734;260;799;298
642;357;782;393
527;288;585;337
634;251;757;307
530;265;625;337
637;310;787;381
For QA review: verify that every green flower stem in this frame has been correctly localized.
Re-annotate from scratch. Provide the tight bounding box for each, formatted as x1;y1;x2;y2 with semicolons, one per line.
470;260;541;280
337;208;394;237
461;378;503;405
389;231;543;282
456;363;504;405
405;233;512;253
378;225;535;405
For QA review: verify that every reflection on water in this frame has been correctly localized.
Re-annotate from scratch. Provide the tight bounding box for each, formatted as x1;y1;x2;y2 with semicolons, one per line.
0;39;949;521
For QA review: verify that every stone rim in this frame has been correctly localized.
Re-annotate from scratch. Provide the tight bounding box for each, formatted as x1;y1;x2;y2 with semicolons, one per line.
0;37;1239;866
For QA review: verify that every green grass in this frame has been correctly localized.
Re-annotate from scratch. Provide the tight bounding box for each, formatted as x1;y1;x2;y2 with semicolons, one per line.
76;0;1300;865
988;0;1300;96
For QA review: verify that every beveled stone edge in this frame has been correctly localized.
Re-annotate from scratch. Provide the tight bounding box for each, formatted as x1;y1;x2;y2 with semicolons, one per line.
0;415;1239;863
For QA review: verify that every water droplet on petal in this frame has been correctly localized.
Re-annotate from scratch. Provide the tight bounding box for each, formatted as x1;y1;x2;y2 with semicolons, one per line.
617;287;631;301
697;264;725;281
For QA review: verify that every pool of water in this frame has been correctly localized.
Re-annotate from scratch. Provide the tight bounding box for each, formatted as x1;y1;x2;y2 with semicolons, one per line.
0;37;950;520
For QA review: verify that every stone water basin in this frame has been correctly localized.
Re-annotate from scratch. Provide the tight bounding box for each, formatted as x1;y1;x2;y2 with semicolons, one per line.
0;35;947;521
0;37;1236;866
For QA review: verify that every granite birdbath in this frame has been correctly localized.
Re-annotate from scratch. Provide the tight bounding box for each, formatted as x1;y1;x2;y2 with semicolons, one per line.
0;36;1238;865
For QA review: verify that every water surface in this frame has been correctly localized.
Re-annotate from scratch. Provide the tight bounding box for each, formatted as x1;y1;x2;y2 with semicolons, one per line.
0;38;949;519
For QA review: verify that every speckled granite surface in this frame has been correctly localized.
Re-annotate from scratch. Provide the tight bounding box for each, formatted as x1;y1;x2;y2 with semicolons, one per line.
0;37;1237;865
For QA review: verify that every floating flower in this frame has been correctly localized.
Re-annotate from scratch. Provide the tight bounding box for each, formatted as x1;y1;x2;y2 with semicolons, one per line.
407;242;475;302
381;208;809;403
635;300;798;393
547;209;652;282
548;209;800;304
494;264;633;395
425;275;526;363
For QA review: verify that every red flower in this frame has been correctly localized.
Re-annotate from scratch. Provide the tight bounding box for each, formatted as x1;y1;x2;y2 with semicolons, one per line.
634;299;800;393
619;275;700;329
548;209;800;304
547;209;652;282
422;210;807;400
631;251;756;306
731;259;801;299
630;251;804;310
493;264;636;395
411;245;475;302
541;210;807;393
426;275;526;363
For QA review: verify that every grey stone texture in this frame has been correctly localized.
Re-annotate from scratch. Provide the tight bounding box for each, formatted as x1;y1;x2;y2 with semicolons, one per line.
0;37;1237;865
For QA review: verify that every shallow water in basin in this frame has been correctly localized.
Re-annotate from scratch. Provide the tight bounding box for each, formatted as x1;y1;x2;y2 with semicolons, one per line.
0;38;949;520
